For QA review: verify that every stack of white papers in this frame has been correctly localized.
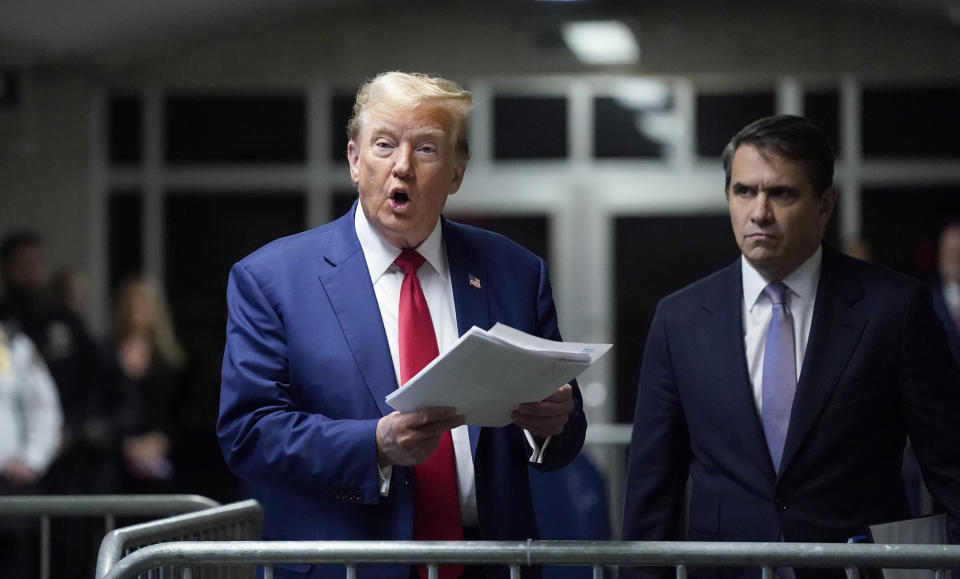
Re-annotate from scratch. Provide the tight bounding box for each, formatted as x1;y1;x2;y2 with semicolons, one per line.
386;323;612;427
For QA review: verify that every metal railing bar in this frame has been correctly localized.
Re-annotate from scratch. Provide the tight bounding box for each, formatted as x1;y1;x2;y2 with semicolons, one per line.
98;540;960;579
0;494;219;517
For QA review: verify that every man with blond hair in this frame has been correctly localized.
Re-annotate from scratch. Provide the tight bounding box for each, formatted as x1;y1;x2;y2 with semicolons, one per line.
218;72;586;579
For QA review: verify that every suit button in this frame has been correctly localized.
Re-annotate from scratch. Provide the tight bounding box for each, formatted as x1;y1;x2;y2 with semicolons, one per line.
775;498;788;511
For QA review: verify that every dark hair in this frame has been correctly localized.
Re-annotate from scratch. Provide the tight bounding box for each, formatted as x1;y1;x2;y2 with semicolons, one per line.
0;231;42;270
721;114;835;196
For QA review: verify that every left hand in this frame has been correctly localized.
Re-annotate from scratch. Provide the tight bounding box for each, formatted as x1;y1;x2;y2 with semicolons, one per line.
512;383;574;438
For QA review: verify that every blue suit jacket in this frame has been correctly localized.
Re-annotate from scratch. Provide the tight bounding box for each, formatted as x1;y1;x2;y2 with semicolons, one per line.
218;204;586;579
622;247;960;579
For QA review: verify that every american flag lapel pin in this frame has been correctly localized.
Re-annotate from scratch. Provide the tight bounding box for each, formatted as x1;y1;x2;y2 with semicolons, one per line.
468;274;482;289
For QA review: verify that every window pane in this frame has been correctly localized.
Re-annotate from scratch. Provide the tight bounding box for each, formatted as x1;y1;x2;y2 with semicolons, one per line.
862;86;960;158
614;215;741;422
0;68;20;107
804;89;840;157
696;91;775;157
595;83;676;159
109;95;142;166
861;186;960;278
330;90;356;162
447;214;550;265
165;95;305;163
109;191;142;290
494;96;568;159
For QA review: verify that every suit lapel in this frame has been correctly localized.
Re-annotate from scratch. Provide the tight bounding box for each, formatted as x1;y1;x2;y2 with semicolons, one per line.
704;261;778;484
443;219;489;455
780;248;867;472
317;204;398;417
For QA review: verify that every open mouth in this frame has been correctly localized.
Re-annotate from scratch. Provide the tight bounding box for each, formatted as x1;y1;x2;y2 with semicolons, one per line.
389;190;410;209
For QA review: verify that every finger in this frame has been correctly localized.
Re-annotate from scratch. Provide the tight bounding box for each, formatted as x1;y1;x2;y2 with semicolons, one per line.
542;384;573;402
515;398;574;417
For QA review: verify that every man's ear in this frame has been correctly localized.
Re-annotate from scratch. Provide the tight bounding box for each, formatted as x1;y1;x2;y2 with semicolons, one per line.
819;186;838;226
347;141;360;185
450;157;467;194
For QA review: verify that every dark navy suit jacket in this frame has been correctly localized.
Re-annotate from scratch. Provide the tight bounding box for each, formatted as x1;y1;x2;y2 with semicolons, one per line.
622;247;960;579
218;204;586;579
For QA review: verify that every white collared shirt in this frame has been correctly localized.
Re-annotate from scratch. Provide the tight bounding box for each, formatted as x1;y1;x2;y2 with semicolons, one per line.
741;246;822;415
354;205;479;525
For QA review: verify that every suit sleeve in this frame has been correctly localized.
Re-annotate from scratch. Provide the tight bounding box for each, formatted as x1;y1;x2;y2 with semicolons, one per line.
622;302;691;543
529;257;587;472
217;261;382;504
898;285;960;543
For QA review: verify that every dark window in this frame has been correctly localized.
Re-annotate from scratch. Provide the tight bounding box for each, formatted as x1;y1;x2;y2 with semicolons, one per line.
109;95;142;166
165;95;306;163
861;186;960;279
614;214;741;422
165;193;306;343
804;89;840;157
330;91;357;162
108;191;142;291
862;86;960;158
447;214;550;265
0;68;21;107
594;95;674;159
696;91;775;157
494;96;568;159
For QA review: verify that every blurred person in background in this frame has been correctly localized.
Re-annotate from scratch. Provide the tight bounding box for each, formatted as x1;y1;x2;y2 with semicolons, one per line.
104;276;187;494
1;231;114;579
50;266;90;318
933;221;960;362
0;232;109;493
0;317;63;577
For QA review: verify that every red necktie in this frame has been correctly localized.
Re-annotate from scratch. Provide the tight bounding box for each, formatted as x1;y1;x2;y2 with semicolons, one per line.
394;249;463;579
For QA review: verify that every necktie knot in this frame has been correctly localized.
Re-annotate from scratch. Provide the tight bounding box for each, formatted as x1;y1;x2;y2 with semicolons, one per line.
763;281;789;307
395;249;426;276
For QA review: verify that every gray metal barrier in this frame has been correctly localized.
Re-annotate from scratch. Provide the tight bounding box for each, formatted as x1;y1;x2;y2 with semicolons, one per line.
0;494;220;579
98;540;960;579
96;498;263;579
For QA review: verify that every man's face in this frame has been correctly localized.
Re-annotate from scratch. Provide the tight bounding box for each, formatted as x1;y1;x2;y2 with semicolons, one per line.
939;228;960;284
347;104;466;249
727;144;835;280
2;245;43;292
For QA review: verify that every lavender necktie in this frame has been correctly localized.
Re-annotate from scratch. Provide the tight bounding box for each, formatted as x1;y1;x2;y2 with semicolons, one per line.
761;281;796;473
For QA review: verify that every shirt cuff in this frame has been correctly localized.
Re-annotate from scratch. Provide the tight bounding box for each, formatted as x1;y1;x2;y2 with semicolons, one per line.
523;430;552;464
377;462;393;497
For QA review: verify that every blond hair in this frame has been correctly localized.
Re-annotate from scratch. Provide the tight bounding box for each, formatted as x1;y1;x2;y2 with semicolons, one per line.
113;276;186;370
347;71;474;160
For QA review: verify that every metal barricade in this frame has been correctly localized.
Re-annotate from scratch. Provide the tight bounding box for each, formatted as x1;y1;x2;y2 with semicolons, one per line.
96;498;263;579
0;494;220;579
97;540;960;579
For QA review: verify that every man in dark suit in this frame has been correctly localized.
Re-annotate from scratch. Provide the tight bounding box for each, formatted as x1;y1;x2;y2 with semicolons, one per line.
932;221;960;362
217;71;586;579
621;115;960;579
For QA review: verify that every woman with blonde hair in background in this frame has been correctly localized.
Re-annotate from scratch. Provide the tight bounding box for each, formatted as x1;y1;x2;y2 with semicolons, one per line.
106;275;187;493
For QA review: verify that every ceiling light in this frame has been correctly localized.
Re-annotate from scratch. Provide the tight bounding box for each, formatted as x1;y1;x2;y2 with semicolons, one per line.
561;20;639;65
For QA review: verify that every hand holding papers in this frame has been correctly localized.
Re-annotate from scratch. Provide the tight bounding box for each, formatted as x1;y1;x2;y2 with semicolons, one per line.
385;323;611;427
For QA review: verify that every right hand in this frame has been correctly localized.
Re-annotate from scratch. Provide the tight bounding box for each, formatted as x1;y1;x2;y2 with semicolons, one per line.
376;408;464;466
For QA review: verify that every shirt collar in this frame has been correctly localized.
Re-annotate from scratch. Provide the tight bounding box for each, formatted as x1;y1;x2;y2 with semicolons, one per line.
354;203;448;283
742;245;823;311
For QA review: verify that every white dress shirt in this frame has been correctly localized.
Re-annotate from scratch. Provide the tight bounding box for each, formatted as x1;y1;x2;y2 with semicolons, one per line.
354;207;478;522
741;246;823;416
